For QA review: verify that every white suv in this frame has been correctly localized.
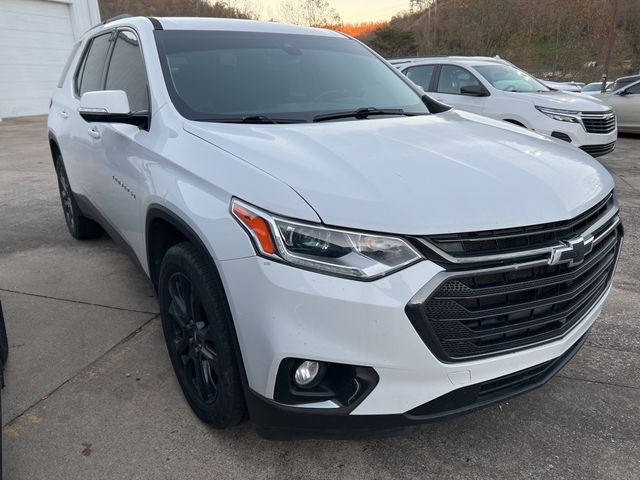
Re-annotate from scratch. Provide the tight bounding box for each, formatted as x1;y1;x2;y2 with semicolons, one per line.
48;17;623;438
392;57;618;157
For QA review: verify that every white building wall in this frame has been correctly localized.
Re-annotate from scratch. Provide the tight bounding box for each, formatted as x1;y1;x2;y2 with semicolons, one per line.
0;0;100;120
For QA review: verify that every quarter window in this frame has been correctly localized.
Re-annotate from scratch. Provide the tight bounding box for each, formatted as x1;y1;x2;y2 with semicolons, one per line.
436;65;483;95
405;65;436;91
77;33;112;96
105;30;150;112
58;42;81;88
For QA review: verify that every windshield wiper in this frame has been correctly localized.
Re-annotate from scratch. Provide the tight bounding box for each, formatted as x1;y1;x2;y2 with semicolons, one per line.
203;115;307;124
313;107;412;122
240;115;305;124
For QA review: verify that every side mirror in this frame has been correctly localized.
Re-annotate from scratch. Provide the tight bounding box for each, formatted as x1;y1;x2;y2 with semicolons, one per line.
79;90;149;129
616;89;629;96
460;84;489;97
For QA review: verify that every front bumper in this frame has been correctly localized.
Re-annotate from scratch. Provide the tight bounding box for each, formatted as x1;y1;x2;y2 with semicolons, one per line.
534;115;617;154
220;255;609;436
247;330;589;439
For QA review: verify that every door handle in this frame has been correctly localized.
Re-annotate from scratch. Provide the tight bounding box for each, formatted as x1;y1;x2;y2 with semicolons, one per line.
59;109;69;119
88;126;101;139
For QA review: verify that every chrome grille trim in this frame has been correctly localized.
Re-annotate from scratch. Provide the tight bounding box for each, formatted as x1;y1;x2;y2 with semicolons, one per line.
579;110;616;134
417;194;619;265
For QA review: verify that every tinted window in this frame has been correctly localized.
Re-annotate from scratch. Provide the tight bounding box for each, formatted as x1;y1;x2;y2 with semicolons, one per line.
105;30;149;112
57;42;81;88
437;65;483;95
405;65;436;91
581;83;600;92
154;30;429;122
78;33;112;96
627;82;640;94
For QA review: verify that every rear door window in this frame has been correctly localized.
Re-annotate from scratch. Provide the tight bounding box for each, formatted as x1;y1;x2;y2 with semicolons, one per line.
405;65;436;91
77;33;112;96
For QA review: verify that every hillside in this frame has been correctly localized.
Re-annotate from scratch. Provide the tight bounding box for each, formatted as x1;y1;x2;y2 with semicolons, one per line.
363;0;639;81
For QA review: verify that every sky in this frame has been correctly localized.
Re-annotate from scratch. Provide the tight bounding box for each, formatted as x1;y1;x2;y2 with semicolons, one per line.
260;0;410;24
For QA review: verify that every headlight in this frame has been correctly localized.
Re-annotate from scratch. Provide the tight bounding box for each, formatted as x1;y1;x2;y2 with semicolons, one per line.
535;106;580;123
231;199;422;280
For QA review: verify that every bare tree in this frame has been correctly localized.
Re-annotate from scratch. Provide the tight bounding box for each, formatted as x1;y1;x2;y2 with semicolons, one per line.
99;0;255;19
278;0;341;27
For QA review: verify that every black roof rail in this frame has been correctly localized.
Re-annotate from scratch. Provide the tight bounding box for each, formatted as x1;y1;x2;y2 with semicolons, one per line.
148;17;163;30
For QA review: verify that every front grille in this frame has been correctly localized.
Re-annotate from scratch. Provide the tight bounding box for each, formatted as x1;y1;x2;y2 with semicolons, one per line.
581;112;616;134
406;194;622;361
580;142;616;158
418;193;614;263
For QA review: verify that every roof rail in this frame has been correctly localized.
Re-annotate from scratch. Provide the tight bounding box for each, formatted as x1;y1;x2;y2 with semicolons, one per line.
100;13;132;26
388;56;449;62
86;13;132;33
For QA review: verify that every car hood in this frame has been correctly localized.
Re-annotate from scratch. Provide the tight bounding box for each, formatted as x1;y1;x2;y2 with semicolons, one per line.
504;90;610;111
184;110;614;235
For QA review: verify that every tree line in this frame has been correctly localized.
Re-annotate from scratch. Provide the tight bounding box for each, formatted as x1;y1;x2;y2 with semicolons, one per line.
98;0;638;82
364;0;639;81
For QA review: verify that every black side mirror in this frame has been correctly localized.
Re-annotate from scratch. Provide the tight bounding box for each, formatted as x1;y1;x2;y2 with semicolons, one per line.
460;84;489;97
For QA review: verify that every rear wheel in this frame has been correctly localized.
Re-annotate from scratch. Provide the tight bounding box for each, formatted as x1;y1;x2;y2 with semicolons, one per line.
54;155;103;239
0;299;8;366
158;242;246;428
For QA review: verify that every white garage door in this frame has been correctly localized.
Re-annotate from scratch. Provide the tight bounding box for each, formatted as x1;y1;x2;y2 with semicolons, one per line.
0;0;76;118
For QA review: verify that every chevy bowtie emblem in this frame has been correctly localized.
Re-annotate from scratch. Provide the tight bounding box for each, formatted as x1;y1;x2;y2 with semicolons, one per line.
549;236;594;266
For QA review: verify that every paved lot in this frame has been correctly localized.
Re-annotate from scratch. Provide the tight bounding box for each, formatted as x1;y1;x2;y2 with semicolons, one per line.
1;116;639;479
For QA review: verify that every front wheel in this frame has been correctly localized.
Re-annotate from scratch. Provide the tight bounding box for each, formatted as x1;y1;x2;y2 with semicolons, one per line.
158;242;246;428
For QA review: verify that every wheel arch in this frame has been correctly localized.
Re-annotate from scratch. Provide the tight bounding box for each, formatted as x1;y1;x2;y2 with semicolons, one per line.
145;204;215;293
146;203;253;405
48;131;62;165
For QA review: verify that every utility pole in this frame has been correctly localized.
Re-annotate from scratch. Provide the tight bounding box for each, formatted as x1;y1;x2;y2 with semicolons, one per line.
602;0;619;91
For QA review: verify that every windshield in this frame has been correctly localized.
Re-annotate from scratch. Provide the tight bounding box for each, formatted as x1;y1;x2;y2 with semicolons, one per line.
154;30;429;122
613;77;639;91
581;83;602;92
473;64;550;93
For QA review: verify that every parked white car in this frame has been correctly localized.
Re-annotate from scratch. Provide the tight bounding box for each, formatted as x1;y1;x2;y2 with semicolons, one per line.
48;17;622;438
393;57;617;157
591;79;640;133
539;79;582;92
581;81;613;95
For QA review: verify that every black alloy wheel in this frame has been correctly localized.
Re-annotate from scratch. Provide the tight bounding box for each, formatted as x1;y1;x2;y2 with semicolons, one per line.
54;155;103;239
56;160;76;232
166;272;220;404
159;242;245;427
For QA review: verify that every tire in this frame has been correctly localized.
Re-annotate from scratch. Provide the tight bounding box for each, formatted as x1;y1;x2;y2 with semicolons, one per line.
158;242;246;428
54;155;103;240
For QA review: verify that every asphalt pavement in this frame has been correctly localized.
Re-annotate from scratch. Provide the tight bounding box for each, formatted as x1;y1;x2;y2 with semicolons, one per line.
1;116;639;479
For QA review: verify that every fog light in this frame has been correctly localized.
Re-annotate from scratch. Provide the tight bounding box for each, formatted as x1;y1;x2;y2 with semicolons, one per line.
294;360;320;387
